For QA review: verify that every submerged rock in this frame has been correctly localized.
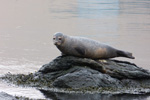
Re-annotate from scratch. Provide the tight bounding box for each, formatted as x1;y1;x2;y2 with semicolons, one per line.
0;92;17;100
1;56;150;94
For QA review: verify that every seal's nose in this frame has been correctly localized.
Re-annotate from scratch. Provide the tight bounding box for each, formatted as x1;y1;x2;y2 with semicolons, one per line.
54;42;57;45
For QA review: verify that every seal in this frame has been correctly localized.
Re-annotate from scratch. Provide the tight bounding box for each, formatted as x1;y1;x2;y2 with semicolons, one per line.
53;32;135;59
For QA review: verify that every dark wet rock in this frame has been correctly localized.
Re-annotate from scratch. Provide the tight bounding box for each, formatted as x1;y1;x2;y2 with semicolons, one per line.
52;67;121;88
0;92;17;100
103;60;150;79
37;56;150;79
38;56;105;73
1;56;150;94
34;56;150;90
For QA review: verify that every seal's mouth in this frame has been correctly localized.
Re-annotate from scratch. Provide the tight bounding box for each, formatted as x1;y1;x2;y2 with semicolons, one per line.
54;42;61;46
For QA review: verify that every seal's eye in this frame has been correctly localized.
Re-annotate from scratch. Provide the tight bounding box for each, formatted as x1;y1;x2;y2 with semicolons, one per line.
53;37;56;40
58;38;62;40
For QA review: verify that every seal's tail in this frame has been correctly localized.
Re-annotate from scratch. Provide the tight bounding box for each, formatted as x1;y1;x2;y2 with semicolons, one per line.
117;50;135;59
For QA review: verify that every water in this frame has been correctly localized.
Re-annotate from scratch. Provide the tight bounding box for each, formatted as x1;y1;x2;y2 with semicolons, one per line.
0;0;150;99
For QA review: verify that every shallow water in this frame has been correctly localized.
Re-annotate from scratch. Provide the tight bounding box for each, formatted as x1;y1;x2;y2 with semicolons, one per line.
0;0;150;99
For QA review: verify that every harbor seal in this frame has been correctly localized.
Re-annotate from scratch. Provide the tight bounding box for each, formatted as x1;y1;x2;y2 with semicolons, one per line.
53;32;135;59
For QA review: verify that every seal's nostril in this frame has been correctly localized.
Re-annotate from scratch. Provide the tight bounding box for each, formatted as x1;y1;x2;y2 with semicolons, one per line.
54;42;57;45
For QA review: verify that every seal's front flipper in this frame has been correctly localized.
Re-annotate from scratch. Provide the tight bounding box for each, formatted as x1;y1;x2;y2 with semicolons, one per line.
61;53;66;56
74;46;86;56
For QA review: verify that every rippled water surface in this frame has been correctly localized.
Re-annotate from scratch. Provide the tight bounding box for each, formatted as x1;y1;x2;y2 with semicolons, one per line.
0;0;150;99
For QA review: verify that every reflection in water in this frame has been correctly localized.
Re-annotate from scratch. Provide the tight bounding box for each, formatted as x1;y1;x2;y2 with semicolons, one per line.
119;0;150;15
39;89;150;100
77;0;119;37
50;0;119;19
78;0;119;18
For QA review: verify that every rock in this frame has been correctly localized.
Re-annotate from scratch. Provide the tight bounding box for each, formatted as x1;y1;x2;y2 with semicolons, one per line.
37;56;150;79
38;56;105;73
1;56;150;94
53;67;121;88
34;56;150;91
103;60;150;79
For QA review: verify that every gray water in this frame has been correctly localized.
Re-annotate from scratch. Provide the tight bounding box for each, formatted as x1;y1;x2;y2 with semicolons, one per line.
0;0;150;99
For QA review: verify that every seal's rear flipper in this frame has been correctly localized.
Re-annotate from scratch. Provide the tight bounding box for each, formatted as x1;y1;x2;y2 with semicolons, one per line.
117;50;135;59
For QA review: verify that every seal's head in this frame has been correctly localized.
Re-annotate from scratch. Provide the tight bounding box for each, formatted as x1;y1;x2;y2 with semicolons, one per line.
53;32;65;46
